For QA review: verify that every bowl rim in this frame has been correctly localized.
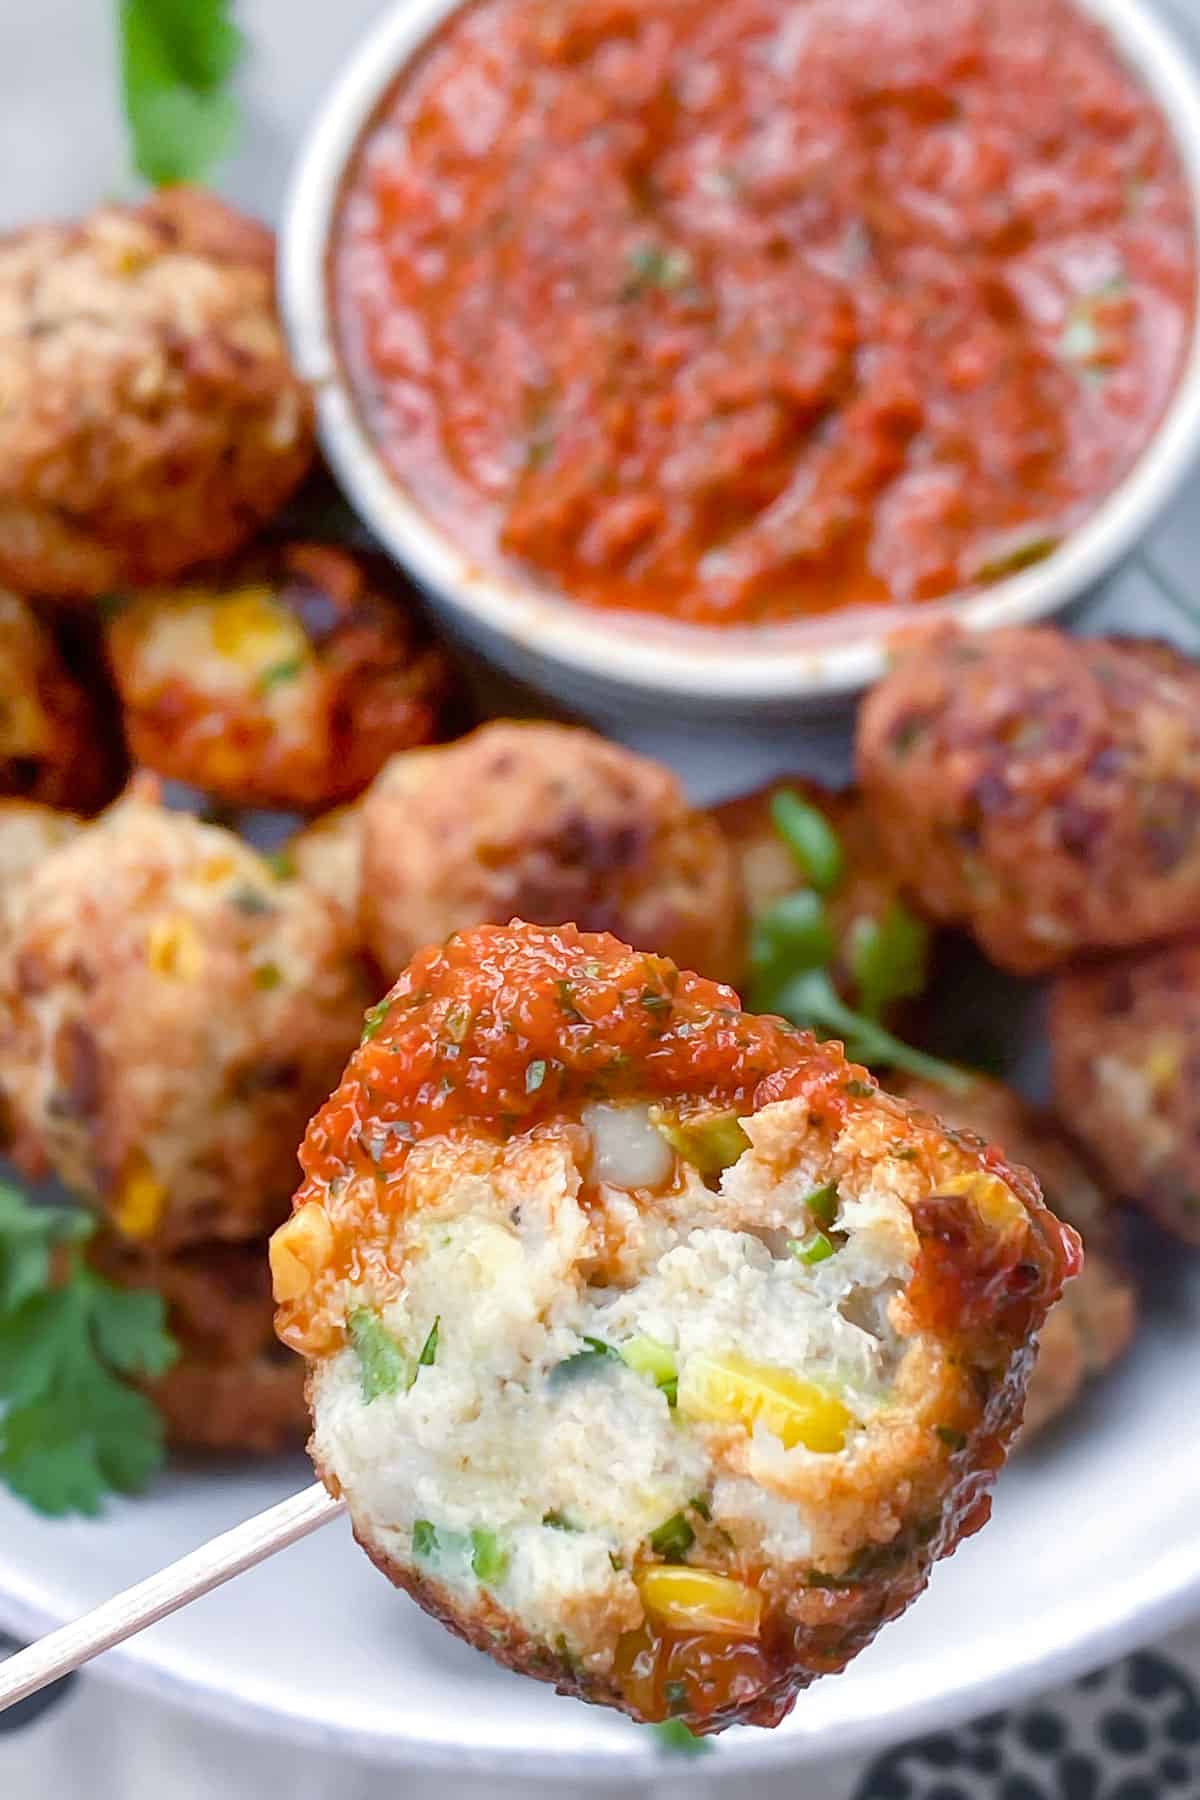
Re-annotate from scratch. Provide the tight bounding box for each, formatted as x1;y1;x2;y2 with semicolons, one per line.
281;0;1200;703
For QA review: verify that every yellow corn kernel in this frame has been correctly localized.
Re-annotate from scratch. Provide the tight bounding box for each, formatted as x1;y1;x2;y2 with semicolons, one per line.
1144;1035;1183;1094
210;586;308;674
199;852;238;886
269;1202;334;1302
939;1170;1025;1236
113;1153;167;1240
146;914;202;981
637;1566;763;1639
677;1351;852;1453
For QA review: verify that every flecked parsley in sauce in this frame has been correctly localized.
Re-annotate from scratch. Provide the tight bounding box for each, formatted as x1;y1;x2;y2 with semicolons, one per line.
333;0;1196;629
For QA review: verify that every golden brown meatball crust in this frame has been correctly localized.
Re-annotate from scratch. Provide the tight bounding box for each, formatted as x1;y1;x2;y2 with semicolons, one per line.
1050;938;1200;1245
108;544;453;811
713;776;916;999
892;1074;1137;1441
0;188;313;597
93;1237;306;1454
0;794;369;1248
359;722;742;983
857;629;1200;973
0;591;120;810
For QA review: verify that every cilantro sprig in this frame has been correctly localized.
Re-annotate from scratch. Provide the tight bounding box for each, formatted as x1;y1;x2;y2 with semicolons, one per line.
0;1184;178;1516
117;0;245;188
749;791;970;1092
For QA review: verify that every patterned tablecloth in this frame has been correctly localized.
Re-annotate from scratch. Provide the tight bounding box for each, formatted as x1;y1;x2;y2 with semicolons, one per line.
2;0;1200;1794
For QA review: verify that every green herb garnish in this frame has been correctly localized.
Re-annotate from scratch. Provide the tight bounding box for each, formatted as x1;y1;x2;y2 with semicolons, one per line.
347;1308;409;1402
620;242;693;300
552;1335;621;1385
407;1316;440;1387
525;1059;547;1094
650;1719;712;1756
118;0;244;187
847;903;931;1024
618;1335;678;1402
412;1519;438;1559
0;1184;177;1515
361;1000;390;1042
256;655;306;695
801;1180;839;1226
769;790;844;893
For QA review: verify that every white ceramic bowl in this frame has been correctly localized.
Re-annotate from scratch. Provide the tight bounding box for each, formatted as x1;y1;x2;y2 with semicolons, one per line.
281;0;1200;715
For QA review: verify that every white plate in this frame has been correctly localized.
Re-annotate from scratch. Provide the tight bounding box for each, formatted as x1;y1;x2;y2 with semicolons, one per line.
1;0;1199;1778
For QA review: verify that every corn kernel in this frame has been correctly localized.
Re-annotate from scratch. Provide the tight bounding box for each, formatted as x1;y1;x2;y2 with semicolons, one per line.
199;853;238;886
1144;1035;1183;1094
210;586;308;674
637;1566;763;1638
113;1153;167;1240
677;1351;852;1453
270;1202;334;1302
146;914;202;981
939;1170;1025;1235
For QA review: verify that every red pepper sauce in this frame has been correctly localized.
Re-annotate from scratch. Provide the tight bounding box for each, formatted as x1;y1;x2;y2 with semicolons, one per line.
333;0;1195;629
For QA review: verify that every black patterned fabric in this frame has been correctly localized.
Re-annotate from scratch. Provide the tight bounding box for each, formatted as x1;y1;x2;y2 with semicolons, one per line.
855;1653;1200;1800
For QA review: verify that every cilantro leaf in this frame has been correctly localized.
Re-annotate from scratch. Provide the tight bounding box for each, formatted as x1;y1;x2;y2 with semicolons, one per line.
118;0;245;187
0;1185;179;1515
847;901;932;1024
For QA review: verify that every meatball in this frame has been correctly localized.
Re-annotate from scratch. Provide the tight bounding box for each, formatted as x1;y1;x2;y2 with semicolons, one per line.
1050;939;1200;1245
0;188;312;597
713;776;923;1006
92;1238;306;1455
107;544;453;811
0;794;368;1248
856;629;1200;973
271;921;1077;1732
891;1074;1136;1442
0;590;120;810
359;723;741;983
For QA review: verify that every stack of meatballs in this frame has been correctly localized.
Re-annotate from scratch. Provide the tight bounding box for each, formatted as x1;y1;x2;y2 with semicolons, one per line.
0;182;1189;1468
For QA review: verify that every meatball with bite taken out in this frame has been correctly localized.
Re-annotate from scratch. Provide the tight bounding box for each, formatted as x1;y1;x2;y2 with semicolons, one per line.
107;544;453;812
0;187;312;597
0;791;369;1249
891;1073;1137;1442
1051;938;1200;1246
359;722;742;983
272;921;1078;1733
857;629;1200;974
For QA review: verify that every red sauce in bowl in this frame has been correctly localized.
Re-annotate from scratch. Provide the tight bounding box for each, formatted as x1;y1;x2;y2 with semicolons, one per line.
333;0;1196;629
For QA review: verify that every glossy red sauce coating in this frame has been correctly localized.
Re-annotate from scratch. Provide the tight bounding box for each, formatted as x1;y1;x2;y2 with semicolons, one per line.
333;0;1195;629
285;922;1079;1348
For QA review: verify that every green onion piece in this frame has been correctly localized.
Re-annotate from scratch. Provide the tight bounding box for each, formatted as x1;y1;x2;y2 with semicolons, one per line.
619;1335;678;1393
525;1059;547;1093
347;1308;411;1402
790;1231;836;1266
936;1425;968;1451
749;888;835;984
660;1378;679;1407
770;968;974;1093
406;1316;440;1389
252;962;281;991
769;790;845;893
470;1528;510;1585
412;1519;438;1559
551;1336;620;1386
689;1494;711;1520
257;654;306;693
650;1108;749;1175
802;1180;839;1226
265;849;295;880
648;1512;695;1561
444;1003;472;1044
847;902;932;1024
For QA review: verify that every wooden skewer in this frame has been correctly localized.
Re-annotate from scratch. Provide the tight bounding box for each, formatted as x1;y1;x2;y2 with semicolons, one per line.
0;1481;344;1714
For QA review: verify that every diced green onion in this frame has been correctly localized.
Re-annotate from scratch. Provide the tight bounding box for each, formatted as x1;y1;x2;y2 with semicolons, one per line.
650;1108;749;1175
802;1180;839;1226
789;1231;836;1265
412;1519;438;1558
648;1511;695;1561
651;1719;712;1757
471;1528;510;1584
769;790;844;893
347;1307;410;1402
543;1510;578;1531
551;1336;620;1385
619;1335;678;1396
361;1000;389;1042
406;1316;440;1389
